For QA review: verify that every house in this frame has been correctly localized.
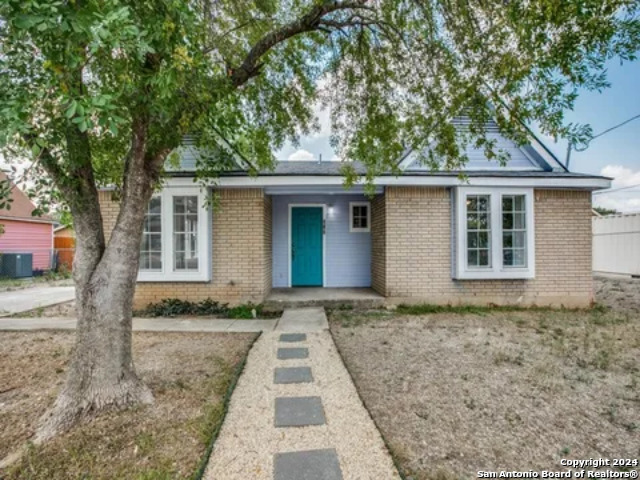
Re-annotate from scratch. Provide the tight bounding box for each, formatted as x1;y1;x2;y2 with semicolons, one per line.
0;171;55;272
98;123;611;308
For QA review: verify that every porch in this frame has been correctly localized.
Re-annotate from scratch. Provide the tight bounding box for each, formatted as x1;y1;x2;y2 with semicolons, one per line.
269;188;381;290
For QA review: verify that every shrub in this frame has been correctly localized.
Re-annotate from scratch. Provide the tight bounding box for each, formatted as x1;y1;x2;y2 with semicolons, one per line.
137;298;281;319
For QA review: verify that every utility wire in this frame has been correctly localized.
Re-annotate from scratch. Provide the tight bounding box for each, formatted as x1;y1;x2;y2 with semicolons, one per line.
593;182;640;195
565;112;640;168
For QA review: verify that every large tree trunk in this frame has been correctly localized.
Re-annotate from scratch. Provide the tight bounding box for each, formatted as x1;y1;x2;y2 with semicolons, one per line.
36;120;159;442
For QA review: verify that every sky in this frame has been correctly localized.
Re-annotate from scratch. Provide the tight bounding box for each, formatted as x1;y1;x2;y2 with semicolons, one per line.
276;59;640;213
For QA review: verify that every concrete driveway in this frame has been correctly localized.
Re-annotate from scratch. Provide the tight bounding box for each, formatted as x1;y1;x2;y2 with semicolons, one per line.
0;286;75;317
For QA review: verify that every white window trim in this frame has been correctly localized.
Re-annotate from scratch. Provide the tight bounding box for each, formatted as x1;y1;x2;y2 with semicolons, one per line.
138;186;211;282
349;201;371;233
455;187;535;280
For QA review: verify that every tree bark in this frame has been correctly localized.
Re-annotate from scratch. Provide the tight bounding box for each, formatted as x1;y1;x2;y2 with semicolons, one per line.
36;120;159;442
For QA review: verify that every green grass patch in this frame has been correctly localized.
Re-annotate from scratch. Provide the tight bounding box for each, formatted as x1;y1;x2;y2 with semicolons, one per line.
395;303;561;316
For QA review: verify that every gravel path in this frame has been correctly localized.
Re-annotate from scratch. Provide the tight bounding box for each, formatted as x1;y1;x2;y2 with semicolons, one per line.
204;328;400;479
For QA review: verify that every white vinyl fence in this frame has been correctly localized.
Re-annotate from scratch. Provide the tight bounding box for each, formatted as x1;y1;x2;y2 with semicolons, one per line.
593;213;640;277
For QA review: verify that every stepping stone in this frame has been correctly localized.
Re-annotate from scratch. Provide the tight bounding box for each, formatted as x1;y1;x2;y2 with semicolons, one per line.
274;367;313;384
275;396;326;427
274;448;343;480
277;347;308;360
279;333;307;343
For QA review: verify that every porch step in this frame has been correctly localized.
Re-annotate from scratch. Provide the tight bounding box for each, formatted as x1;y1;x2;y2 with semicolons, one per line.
265;288;385;310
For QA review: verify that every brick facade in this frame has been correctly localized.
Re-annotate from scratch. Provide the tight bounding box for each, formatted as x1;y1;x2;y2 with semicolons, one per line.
373;186;593;307
99;188;272;309
99;184;593;309
370;194;386;296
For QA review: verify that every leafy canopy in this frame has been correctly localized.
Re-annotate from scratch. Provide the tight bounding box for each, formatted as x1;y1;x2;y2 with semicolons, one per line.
1;0;639;200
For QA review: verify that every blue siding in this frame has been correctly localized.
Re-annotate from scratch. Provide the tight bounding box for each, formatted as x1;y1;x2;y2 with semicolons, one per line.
406;133;541;171
272;195;372;287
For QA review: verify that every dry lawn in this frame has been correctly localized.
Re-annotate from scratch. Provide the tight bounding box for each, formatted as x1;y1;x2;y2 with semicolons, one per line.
331;305;640;479
0;331;256;479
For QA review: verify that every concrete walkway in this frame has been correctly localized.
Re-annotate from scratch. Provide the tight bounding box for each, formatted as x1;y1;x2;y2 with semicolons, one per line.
0;286;75;317
205;308;400;480
0;316;278;332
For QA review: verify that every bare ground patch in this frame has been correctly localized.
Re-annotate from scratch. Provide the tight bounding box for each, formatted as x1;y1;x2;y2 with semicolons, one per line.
595;275;640;315
0;331;256;479
330;308;640;479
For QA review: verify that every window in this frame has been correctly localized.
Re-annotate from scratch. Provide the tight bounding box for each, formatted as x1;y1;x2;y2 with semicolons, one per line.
138;188;211;282
140;196;162;271
350;202;370;232
455;188;534;279
502;195;527;267
173;196;199;271
466;195;491;268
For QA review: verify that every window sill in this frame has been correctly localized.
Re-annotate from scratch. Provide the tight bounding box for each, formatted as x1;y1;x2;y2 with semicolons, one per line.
138;271;211;282
454;268;535;280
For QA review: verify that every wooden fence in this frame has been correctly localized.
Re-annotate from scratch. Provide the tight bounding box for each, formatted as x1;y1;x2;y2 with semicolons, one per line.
54;236;75;271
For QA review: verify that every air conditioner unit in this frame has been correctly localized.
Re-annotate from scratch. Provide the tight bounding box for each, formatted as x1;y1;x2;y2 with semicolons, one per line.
0;253;33;278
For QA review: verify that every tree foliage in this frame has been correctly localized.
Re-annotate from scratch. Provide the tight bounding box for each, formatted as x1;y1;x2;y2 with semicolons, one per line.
1;0;638;196
0;0;639;440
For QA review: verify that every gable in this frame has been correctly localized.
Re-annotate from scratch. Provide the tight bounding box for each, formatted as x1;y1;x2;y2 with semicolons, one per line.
0;171;52;221
166;134;251;173
400;119;566;173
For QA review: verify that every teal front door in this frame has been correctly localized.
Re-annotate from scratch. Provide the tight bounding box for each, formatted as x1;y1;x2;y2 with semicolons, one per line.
291;207;323;287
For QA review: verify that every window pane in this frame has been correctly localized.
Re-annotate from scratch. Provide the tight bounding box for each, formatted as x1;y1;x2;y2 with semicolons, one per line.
479;249;490;266
513;249;526;267
186;197;198;213
468;232;478;248
140;197;162;271
150;255;162;270
501;195;527;268
478;231;489;248
503;249;513;266
174;214;186;232
468;250;478;266
502;213;513;230
514;195;525;211
503;232;513;248
174;251;186;270
149;197;161;214
149;215;161;232
467;213;479;230
174;196;186;213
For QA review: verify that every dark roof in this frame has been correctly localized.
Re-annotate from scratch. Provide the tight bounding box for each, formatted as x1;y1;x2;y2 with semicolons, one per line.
265;161;368;175
168;163;607;180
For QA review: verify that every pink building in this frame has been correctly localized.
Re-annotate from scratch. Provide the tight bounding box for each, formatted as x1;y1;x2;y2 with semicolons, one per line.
0;171;54;271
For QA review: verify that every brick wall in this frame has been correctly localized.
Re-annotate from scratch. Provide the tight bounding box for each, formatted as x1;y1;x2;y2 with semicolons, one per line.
263;195;273;296
371;194;386;295
382;187;593;307
99;188;272;309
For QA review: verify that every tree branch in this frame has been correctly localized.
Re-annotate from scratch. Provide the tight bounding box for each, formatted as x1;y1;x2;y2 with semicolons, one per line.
229;0;371;87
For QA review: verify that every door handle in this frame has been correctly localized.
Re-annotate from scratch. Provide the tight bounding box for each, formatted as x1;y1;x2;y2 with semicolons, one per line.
292;245;295;260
